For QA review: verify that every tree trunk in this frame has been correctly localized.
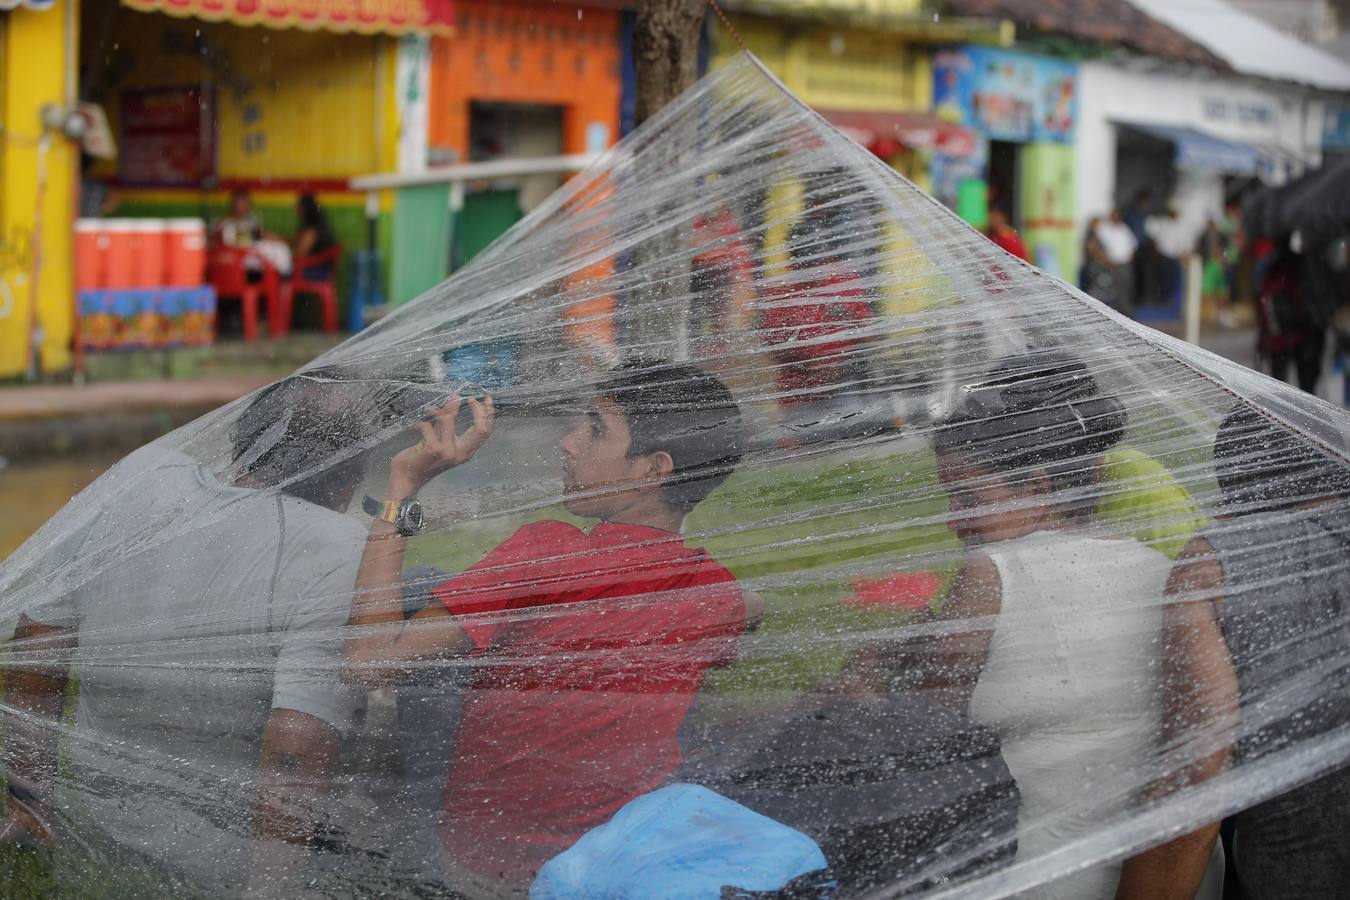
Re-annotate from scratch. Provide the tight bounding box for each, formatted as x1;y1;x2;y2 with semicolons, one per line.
633;0;707;128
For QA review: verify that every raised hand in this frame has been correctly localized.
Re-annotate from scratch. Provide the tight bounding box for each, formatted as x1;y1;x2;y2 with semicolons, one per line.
387;393;495;497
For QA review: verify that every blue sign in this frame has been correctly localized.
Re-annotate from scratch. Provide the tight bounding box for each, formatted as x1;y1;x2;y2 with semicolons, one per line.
934;46;1077;144
1325;103;1350;151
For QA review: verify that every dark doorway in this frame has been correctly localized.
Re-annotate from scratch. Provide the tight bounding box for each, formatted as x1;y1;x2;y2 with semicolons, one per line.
989;140;1021;226
456;103;565;268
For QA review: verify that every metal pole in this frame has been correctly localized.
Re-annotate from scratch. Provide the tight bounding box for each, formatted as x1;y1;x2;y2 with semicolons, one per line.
1184;254;1202;345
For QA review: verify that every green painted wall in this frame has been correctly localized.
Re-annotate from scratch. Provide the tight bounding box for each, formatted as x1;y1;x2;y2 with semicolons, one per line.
391;184;451;306
455;189;522;269
1018;142;1079;282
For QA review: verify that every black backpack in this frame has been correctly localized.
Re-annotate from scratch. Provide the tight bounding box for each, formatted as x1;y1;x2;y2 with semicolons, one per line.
680;697;1020;897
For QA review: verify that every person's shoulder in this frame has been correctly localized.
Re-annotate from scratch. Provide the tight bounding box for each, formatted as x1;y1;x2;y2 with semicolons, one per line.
516;518;585;541
1102;446;1158;473
277;496;367;547
673;540;738;585
501;518;587;555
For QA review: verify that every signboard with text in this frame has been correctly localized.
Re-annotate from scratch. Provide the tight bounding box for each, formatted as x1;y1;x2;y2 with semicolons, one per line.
1326;104;1350;151
933;46;1077;144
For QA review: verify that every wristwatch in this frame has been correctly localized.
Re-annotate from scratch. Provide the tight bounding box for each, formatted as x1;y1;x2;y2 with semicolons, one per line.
362;495;425;536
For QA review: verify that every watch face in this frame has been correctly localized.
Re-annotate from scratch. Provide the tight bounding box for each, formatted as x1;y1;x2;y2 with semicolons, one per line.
400;499;425;534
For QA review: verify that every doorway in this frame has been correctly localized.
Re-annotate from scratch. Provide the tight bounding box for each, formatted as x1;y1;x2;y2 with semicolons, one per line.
456;102;565;267
988;140;1021;225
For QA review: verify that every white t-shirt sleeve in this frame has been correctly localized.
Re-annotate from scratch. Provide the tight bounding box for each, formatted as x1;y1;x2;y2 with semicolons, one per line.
269;503;364;737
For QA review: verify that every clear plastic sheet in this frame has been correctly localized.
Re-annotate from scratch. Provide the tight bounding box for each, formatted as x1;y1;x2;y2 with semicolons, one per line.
4;54;1350;899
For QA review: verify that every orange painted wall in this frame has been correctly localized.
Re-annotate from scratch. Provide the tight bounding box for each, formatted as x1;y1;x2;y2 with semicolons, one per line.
428;1;622;159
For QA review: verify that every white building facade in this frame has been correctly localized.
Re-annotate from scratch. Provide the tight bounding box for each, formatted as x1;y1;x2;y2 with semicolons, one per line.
1076;60;1323;250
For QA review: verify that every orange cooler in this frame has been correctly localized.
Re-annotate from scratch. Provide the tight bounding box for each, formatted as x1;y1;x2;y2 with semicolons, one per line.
103;220;137;288
130;219;166;288
166;218;206;287
75;219;107;291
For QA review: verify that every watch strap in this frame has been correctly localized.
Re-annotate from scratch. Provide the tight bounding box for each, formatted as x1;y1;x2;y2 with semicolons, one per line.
362;495;400;524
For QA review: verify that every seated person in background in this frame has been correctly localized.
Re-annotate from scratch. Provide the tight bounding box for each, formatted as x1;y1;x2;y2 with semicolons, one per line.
1120;406;1350;900
1;372;382;894
874;352;1186;899
344;359;749;896
215;188;264;247
292;192;338;280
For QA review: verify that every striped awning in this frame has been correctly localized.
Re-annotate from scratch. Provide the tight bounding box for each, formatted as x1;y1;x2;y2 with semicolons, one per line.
119;0;454;35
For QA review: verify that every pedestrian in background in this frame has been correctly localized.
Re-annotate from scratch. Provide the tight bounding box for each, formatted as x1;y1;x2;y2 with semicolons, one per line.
1094;211;1139;314
987;206;1031;263
1198;220;1234;328
1146;207;1189;309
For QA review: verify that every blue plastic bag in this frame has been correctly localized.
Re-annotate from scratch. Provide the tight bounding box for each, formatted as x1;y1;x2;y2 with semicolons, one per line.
530;784;829;900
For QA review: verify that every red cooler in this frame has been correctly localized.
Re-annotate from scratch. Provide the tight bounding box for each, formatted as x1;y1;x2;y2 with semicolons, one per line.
166;218;206;287
75;219;107;291
103;220;136;289
130;219;167;288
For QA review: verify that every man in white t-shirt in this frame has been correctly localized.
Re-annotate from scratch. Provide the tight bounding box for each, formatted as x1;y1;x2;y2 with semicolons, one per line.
1093;211;1139;312
1;374;381;893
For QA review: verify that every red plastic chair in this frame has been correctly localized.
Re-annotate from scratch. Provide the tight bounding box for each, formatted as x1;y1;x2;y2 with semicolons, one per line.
276;245;341;336
207;246;263;341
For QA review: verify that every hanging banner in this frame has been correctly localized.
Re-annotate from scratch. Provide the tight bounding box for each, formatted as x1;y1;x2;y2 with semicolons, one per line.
118;0;455;36
120;87;215;186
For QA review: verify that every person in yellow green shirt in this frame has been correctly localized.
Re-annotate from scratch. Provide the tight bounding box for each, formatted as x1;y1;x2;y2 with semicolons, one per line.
1097;446;1206;560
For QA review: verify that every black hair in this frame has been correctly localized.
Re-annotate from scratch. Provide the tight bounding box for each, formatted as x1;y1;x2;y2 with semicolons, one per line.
230;367;384;509
933;350;1127;508
1214;405;1350;513
297;192;336;249
596;358;744;513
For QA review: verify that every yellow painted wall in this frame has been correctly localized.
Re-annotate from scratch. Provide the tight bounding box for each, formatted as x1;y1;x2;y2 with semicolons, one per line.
0;0;78;378
712;16;932;114
83;5;383;182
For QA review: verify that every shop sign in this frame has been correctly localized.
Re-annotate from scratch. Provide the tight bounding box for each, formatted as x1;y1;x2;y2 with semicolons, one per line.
119;0;454;36
933;46;1076;144
1201;96;1278;129
120;87;215;187
1325;103;1350;151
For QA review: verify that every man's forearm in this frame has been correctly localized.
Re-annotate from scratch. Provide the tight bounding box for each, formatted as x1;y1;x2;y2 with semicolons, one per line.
5;618;73;795
343;513;414;683
249;710;340;896
343;480;471;685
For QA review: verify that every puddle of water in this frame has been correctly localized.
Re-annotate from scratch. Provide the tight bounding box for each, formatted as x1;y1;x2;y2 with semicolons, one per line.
0;453;124;559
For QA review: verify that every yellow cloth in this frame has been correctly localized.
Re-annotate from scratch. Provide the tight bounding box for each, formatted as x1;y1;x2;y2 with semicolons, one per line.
1097;447;1206;559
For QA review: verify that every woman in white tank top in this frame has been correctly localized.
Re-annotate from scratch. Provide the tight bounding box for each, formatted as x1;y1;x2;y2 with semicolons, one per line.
901;351;1200;899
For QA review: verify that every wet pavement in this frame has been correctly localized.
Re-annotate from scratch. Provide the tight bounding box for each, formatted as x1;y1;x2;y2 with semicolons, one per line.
0;452;125;558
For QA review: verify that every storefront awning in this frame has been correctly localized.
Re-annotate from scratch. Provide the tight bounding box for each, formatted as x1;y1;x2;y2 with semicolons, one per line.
1118;121;1259;176
818;108;977;159
119;0;454;36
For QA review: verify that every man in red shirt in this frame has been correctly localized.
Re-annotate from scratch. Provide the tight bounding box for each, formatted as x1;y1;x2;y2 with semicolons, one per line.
345;360;748;895
986;206;1031;263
